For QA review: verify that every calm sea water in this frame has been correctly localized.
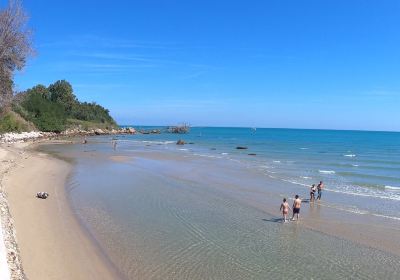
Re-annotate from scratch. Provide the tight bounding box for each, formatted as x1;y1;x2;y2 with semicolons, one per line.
42;127;400;279
121;127;400;218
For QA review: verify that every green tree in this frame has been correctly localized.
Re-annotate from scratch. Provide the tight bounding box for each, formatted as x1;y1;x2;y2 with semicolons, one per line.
0;0;34;111
26;84;50;99
48;80;77;114
21;91;66;132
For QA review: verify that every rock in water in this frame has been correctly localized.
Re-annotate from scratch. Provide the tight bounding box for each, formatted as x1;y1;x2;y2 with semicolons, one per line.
236;146;248;150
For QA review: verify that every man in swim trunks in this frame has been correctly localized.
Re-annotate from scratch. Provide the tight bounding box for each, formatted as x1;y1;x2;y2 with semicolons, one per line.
317;181;324;200
291;195;302;221
280;198;291;222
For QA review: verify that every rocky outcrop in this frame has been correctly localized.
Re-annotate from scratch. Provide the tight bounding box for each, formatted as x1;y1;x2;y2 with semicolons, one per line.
236;146;248;150
60;127;137;137
0;132;57;143
0;126;178;143
138;129;160;134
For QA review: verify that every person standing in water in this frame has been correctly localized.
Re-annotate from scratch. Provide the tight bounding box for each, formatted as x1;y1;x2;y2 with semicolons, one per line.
280;198;291;222
310;184;316;201
291;195;302;221
317;181;324;200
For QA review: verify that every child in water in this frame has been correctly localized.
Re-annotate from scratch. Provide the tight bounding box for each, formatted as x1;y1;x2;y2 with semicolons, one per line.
310;184;316;201
280;198;291;222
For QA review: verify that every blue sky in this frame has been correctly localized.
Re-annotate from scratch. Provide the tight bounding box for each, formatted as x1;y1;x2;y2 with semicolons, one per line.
9;0;400;131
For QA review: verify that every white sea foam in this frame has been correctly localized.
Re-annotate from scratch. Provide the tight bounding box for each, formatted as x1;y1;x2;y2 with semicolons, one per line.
372;213;400;221
319;170;336;174
324;188;400;201
193;153;222;159
221;153;228;155
301;176;312;179
141;140;175;145
179;148;188;151
385;185;400;191
317;200;400;220
299;147;309;150
344;154;356;157
273;160;281;163
351;164;359;167
281;179;308;187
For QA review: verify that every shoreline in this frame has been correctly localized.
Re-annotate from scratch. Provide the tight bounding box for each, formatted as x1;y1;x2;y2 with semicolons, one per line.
0;141;122;279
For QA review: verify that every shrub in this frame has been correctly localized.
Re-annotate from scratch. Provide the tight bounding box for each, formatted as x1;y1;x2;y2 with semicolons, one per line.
21;92;66;132
10;79;117;132
0;111;32;132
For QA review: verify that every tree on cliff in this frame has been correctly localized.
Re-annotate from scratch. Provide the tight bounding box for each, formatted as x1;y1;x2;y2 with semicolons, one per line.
48;80;77;114
0;0;34;113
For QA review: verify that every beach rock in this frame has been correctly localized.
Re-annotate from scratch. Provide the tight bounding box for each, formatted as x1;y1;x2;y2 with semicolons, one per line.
236;146;248;150
176;140;185;145
127;127;136;134
94;129;104;135
36;192;49;199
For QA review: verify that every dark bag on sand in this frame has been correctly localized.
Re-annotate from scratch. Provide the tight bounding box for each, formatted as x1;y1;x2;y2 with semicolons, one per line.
36;192;49;199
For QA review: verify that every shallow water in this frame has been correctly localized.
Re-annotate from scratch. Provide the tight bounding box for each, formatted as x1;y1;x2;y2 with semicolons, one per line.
116;127;400;219
41;129;400;279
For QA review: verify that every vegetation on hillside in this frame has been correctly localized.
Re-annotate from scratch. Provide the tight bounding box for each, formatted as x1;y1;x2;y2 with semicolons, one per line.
11;80;117;132
0;110;35;132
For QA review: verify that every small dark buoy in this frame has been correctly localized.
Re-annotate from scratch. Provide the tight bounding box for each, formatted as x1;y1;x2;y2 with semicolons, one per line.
248;153;257;156
236;146;248;150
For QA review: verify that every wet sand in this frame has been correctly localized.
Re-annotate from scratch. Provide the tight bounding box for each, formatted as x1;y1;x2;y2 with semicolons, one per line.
1;143;120;280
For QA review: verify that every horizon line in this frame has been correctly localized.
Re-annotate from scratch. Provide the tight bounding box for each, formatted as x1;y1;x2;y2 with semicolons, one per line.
119;124;400;134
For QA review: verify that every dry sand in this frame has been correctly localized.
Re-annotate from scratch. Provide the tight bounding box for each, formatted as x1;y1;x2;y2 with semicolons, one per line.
1;143;121;280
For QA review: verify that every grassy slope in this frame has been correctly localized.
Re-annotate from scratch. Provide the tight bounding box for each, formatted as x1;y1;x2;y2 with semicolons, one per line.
66;118;119;131
0;111;37;133
0;112;118;134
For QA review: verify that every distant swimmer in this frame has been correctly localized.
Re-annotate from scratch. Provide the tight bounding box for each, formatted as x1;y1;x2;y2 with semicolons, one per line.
112;140;117;150
317;181;324;200
280;198;291;222
82;136;88;144
310;184;316;201
291;195;302;221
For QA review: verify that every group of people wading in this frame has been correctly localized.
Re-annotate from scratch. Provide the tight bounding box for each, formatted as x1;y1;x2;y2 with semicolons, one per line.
279;181;324;222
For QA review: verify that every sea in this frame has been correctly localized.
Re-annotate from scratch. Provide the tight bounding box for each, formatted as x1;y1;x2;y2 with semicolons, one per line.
41;127;400;279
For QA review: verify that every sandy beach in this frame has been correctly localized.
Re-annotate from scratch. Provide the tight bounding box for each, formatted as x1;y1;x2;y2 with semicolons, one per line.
0;142;120;280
